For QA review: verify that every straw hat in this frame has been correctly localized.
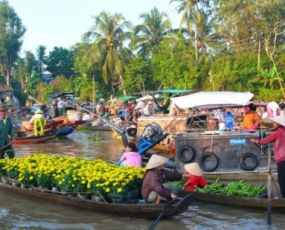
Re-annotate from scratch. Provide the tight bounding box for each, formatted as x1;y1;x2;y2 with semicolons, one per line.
0;105;7;111
34;109;43;114
269;115;285;126
184;163;203;176
145;155;169;170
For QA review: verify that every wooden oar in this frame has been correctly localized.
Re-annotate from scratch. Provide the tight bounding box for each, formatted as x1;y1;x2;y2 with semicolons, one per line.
149;178;187;230
254;143;282;198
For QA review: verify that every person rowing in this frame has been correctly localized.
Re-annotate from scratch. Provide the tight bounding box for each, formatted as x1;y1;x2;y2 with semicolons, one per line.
141;155;189;203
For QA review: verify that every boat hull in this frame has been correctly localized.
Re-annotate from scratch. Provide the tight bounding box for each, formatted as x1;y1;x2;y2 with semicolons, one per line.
46;127;75;136
0;182;195;218
179;190;285;210
13;134;56;144
78;125;112;131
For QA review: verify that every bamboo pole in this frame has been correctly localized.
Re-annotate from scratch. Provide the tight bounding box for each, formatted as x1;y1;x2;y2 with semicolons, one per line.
267;144;272;225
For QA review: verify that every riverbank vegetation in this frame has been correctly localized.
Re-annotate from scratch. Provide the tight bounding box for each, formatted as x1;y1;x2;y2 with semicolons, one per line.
0;0;285;104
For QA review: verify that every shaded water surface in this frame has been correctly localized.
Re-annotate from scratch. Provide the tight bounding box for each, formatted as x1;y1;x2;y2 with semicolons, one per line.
0;130;282;230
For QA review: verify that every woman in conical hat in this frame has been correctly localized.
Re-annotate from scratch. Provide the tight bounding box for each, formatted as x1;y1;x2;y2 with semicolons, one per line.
184;163;207;191
142;154;189;203
251;115;285;198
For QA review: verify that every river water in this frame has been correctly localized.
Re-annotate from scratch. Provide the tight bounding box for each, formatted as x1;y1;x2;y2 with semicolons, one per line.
0;130;282;230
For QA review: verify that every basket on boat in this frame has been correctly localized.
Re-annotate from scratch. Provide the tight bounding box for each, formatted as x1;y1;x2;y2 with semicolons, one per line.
66;111;82;121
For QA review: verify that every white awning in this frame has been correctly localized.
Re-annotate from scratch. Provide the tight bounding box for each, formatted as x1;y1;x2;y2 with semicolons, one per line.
170;91;254;109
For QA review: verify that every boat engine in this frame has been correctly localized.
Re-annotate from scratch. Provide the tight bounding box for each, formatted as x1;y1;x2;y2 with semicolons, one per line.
137;123;167;155
141;123;164;142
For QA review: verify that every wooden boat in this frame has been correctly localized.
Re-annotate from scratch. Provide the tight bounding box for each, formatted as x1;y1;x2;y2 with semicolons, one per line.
178;190;285;211
46;126;76;136
13;134;56;144
77;124;113;131
0;182;195;218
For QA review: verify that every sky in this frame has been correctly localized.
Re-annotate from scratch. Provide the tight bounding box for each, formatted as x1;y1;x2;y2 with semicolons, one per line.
8;0;181;56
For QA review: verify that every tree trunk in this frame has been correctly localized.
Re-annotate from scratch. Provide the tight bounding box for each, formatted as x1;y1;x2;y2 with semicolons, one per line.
119;75;127;96
257;40;261;70
4;69;10;86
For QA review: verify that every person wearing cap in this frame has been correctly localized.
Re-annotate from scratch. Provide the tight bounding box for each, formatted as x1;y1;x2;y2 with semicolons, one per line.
251;115;285;198
184;163;207;191
30;109;45;136
141;155;188;203
119;142;142;167
0;105;15;159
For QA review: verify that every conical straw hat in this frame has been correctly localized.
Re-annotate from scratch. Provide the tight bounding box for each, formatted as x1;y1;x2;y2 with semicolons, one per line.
145;155;169;170
34;109;43;114
184;163;203;176
269;115;285;126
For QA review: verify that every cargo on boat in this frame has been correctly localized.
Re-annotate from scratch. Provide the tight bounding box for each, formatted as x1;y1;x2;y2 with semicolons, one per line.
179;190;285;211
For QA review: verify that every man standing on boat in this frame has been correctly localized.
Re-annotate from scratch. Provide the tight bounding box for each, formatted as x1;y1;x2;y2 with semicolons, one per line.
57;98;66;116
0;105;15;159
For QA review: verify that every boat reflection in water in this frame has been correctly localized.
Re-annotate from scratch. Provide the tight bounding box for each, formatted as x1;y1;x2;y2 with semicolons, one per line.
1;130;282;229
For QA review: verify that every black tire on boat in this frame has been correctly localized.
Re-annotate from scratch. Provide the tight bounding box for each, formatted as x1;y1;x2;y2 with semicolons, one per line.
239;152;258;171
177;145;195;163
199;152;219;172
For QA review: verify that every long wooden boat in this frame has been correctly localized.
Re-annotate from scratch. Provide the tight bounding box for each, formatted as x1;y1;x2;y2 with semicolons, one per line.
77;124;113;132
179;190;285;210
13;134;56;144
46;126;76;136
0;182;195;218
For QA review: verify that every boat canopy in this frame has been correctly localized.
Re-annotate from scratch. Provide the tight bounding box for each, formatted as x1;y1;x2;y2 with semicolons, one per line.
170;91;254;109
157;89;192;94
116;95;136;101
132;89;192;96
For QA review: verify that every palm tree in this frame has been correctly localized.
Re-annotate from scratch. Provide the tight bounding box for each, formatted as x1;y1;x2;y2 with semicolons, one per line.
131;7;172;57
36;45;47;76
170;0;210;68
83;11;133;95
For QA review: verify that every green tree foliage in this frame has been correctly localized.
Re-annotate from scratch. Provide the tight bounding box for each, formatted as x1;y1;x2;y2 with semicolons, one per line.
0;0;26;86
7;1;285;103
36;45;47;75
82;11;133;95
25;72;44;96
46;47;74;77
123;56;154;94
151;36;197;89
132;7;172;57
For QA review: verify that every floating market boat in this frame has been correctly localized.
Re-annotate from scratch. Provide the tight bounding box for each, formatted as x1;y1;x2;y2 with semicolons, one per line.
168;92;275;180
13;134;56;144
46;126;76;136
0;182;195;218
178;190;285;211
77;124;113;132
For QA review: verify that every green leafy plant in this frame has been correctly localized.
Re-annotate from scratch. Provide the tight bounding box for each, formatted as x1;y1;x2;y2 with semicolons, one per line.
87;135;103;141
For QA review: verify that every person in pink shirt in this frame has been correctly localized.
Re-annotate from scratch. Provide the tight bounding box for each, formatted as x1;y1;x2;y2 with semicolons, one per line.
251;115;285;198
120;142;142;167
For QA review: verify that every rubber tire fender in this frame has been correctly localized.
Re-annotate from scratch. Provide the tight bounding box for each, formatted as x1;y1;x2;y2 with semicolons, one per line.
177;145;195;163
239;152;258;171
199;152;219;172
